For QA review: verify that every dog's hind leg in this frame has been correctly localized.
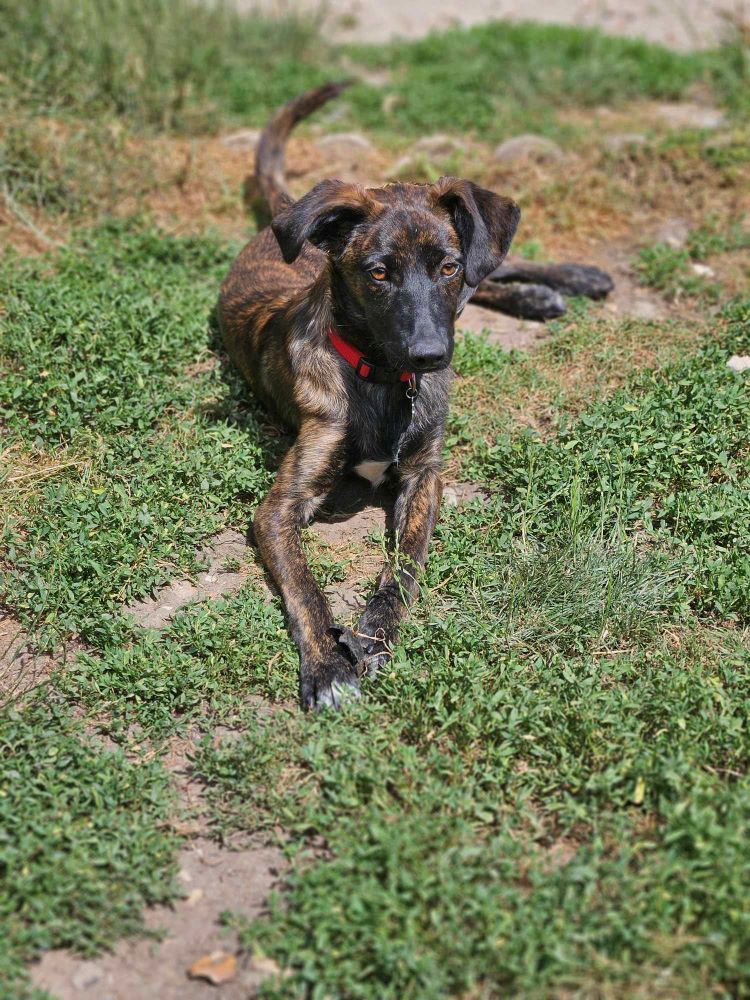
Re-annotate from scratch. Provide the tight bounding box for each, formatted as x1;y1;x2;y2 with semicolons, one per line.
486;260;615;299
471;281;566;320
472;259;615;320
253;418;360;711
357;445;443;677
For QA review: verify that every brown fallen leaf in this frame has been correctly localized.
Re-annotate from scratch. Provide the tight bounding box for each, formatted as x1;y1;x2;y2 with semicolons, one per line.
188;951;237;985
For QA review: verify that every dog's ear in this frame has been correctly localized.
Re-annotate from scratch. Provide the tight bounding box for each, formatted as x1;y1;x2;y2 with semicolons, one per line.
432;177;521;287
271;180;377;264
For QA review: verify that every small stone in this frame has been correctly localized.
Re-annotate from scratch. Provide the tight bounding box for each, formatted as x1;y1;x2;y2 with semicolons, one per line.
71;963;104;990
315;132;373;155
691;262;715;278
727;355;750;372
185;888;204;906
248;954;284;976
654;218;690;249
629;298;662;322
413;134;465;159
220;129;261;150
493;134;564;165
604;133;648;153
655;103;725;130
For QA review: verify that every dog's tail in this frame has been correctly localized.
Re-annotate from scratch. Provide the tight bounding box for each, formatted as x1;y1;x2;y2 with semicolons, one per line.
255;80;352;217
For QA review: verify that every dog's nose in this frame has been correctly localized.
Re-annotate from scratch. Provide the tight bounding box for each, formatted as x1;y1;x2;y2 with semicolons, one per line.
409;340;448;369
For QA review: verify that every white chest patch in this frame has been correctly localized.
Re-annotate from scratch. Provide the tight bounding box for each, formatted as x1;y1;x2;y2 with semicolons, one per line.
354;459;391;487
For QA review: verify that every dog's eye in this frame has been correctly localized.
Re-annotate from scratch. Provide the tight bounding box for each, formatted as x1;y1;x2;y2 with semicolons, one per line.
369;265;388;282
441;261;460;278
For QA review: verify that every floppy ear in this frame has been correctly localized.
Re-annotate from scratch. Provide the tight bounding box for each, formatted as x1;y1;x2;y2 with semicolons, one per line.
271;180;376;264
432;177;521;287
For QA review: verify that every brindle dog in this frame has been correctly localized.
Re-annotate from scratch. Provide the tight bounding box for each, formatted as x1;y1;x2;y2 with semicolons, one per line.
219;82;520;710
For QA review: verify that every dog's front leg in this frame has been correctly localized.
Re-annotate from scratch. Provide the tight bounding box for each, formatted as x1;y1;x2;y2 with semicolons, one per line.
357;450;443;676
253;419;359;711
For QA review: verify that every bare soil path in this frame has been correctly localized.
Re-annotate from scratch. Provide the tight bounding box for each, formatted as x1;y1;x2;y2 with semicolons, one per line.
252;0;741;50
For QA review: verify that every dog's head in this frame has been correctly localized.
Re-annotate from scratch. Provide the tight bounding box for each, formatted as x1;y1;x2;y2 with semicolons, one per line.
271;177;520;373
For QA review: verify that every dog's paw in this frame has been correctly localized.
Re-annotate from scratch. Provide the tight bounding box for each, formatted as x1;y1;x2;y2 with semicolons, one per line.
357;599;397;680
361;649;389;680
300;654;362;712
328;624;368;666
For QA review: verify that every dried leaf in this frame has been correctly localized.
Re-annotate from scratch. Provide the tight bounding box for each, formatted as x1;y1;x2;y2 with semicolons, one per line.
188;951;237;984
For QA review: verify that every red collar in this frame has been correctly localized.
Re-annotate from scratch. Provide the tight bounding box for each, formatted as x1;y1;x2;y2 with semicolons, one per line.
328;328;416;385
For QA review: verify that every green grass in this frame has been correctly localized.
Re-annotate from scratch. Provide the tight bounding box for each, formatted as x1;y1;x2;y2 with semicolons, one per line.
199;622;750;997
2;219;750;996
192;311;750;998
1;1;747;145
3;3;748;223
0;698;178;994
1;9;750;987
633;217;750;301
688;215;750;259
476;303;750;619
0;225;272;648
635;243;719;301
0;0;326;130
345;21;728;142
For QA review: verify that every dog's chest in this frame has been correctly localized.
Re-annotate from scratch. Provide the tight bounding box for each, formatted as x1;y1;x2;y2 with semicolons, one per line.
353;458;391;487
347;386;414;485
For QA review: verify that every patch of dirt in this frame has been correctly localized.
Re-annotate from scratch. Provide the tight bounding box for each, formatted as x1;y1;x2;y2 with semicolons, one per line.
325;572;377;621
457;302;549;350
122;473;493;631
308;476;489;619
0;611;62;706
588;240;670;323
310;476;390;547
443;482;488;506
307;476;389;620
126;530;256;629
139;132;392;239
30;837;286;1000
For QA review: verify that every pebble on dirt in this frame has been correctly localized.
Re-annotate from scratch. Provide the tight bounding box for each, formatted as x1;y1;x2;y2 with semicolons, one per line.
413;134;466;158
493;134;564;164
655;102;725;129
315;132;374;156
219;129;261;150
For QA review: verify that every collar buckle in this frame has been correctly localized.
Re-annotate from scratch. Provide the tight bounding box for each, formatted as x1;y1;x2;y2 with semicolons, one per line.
355;357;373;379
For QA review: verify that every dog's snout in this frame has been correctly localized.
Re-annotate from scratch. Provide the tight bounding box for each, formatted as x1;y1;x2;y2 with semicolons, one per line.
409;338;448;370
